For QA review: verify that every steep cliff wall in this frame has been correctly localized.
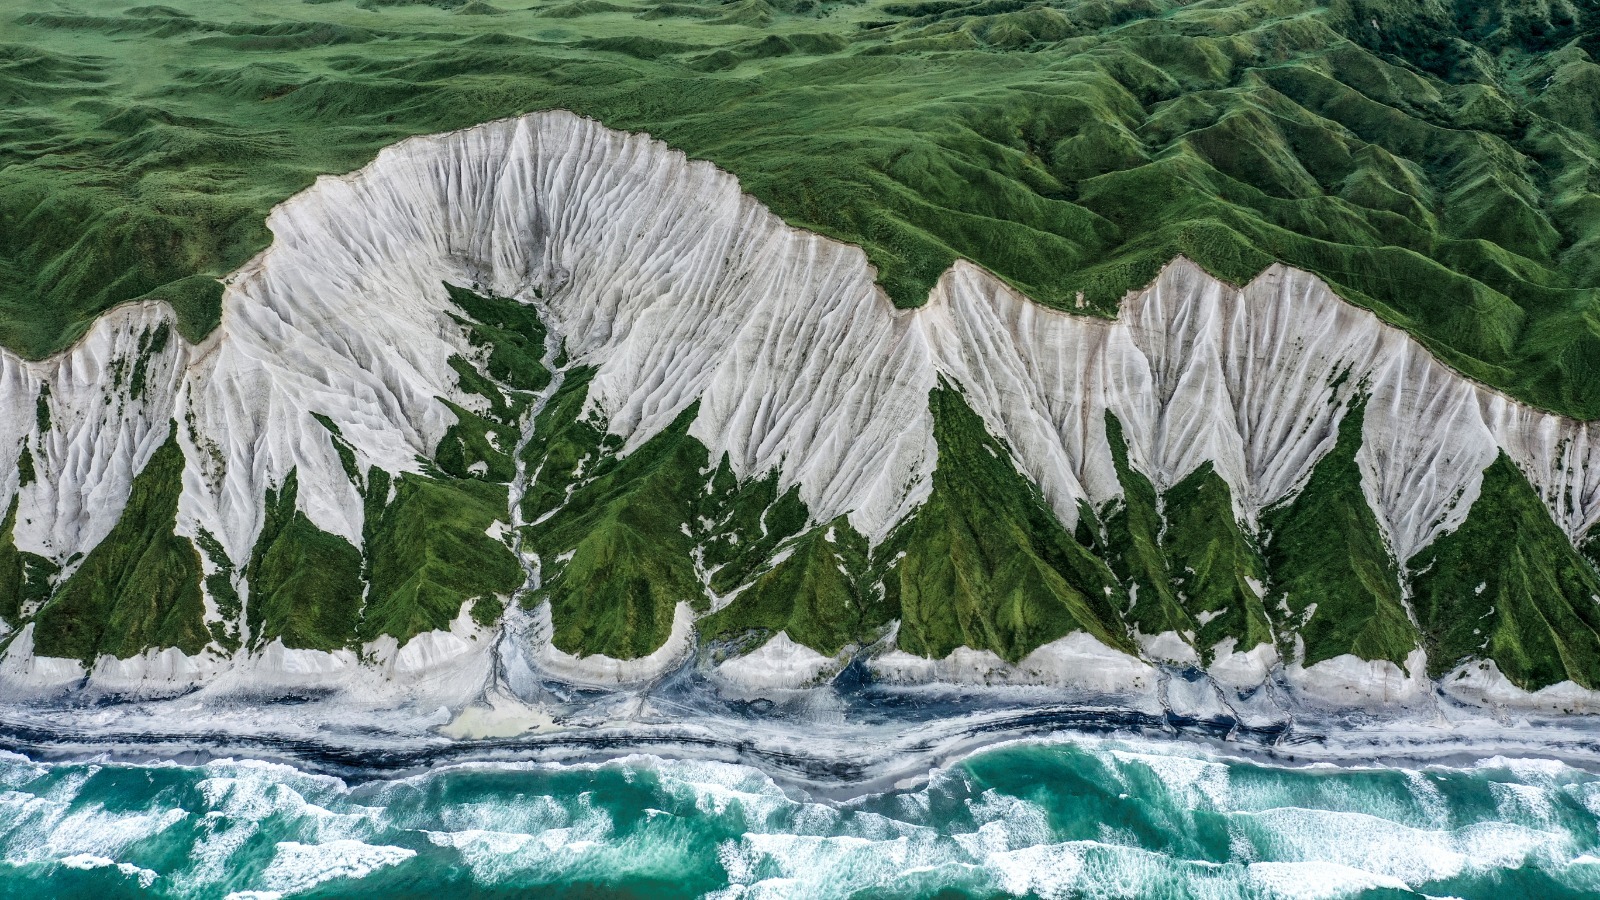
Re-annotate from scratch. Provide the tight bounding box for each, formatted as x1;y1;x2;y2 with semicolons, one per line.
3;111;1599;713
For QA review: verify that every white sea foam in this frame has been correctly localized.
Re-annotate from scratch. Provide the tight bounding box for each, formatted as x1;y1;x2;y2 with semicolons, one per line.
1474;755;1575;782
0;792;187;870
715;831;964;899
1110;749;1231;809
653;758;797;826
1489;780;1557;827
958;790;1053;855
1571;781;1600;820
57;853;160;888
983;841;1089;899
1246;861;1412;898
42;806;188;862
183;763;374;890
425;824;608;884
0;740;1596;897
1403;770;1451;824
252;839;415;894
420;792;570;838
1243;807;1568;887
422;793;734;888
1451;820;1570;872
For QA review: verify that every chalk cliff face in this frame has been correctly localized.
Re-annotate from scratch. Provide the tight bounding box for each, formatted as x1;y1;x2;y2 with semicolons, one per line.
3;110;1600;713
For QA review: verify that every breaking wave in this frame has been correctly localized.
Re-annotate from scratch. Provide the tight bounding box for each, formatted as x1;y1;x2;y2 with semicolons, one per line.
0;740;1596;898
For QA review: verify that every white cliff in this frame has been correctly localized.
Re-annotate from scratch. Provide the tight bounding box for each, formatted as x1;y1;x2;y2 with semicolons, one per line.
0;110;1597;708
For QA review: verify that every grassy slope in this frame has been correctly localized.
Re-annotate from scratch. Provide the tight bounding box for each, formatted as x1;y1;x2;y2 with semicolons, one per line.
355;283;548;642
1162;463;1275;659
518;367;707;658
444;284;553;395
883;385;1132;662
4;0;1600;416
31;426;210;662
1102;412;1273;662
245;468;366;651
699;464;810;596
1260;397;1416;667
0;497;56;628
436;284;552;481
1101;412;1188;641
193;527;242;652
360;471;523;644
519;370;890;661
700;516;885;657
0;499;24;627
1409;452;1600;691
693;462;887;656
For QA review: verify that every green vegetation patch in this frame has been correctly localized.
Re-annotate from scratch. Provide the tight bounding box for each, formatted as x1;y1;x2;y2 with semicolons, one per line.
16;446;35;489
0;497;58;628
518;365;610;521
698;462;809;596
1410;453;1600;691
361;470;522;644
701;516;884;657
435;394;519;482
133;276;224;345
881;385;1131;663
521;392;708;660
128;320;171;402
1161;463;1274;660
1260;397;1416;668
517;368;881;660
443;283;552;396
32;426;210;662
1098;413;1272;663
1101;411;1189;643
244;468;365;651
193;526;242;652
33;386;49;435
434;284;554;483
311;413;363;488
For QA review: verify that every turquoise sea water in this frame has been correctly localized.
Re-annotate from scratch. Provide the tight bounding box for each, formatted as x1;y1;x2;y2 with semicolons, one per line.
0;739;1597;899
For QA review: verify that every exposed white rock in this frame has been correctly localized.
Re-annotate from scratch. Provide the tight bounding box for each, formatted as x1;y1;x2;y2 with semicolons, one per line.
89;646;228;695
5;303;185;571
365;603;495;683
184;111;1543;557
1136;631;1201;668
871;630;1158;695
1163;670;1232;720
240;624;490;705
2;110;1599;703
714;631;840;692
1207;639;1280;690
1439;659;1600;714
929;259;1504;556
0;624;84;695
0;602;497;707
1287;648;1432;708
188;610;496;705
440;690;559;739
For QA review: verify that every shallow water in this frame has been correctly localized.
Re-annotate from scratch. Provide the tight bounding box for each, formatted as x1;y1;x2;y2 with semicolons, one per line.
0;738;1596;899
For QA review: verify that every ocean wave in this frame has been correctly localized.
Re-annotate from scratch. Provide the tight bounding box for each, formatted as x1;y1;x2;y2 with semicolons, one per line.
0;737;1593;897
